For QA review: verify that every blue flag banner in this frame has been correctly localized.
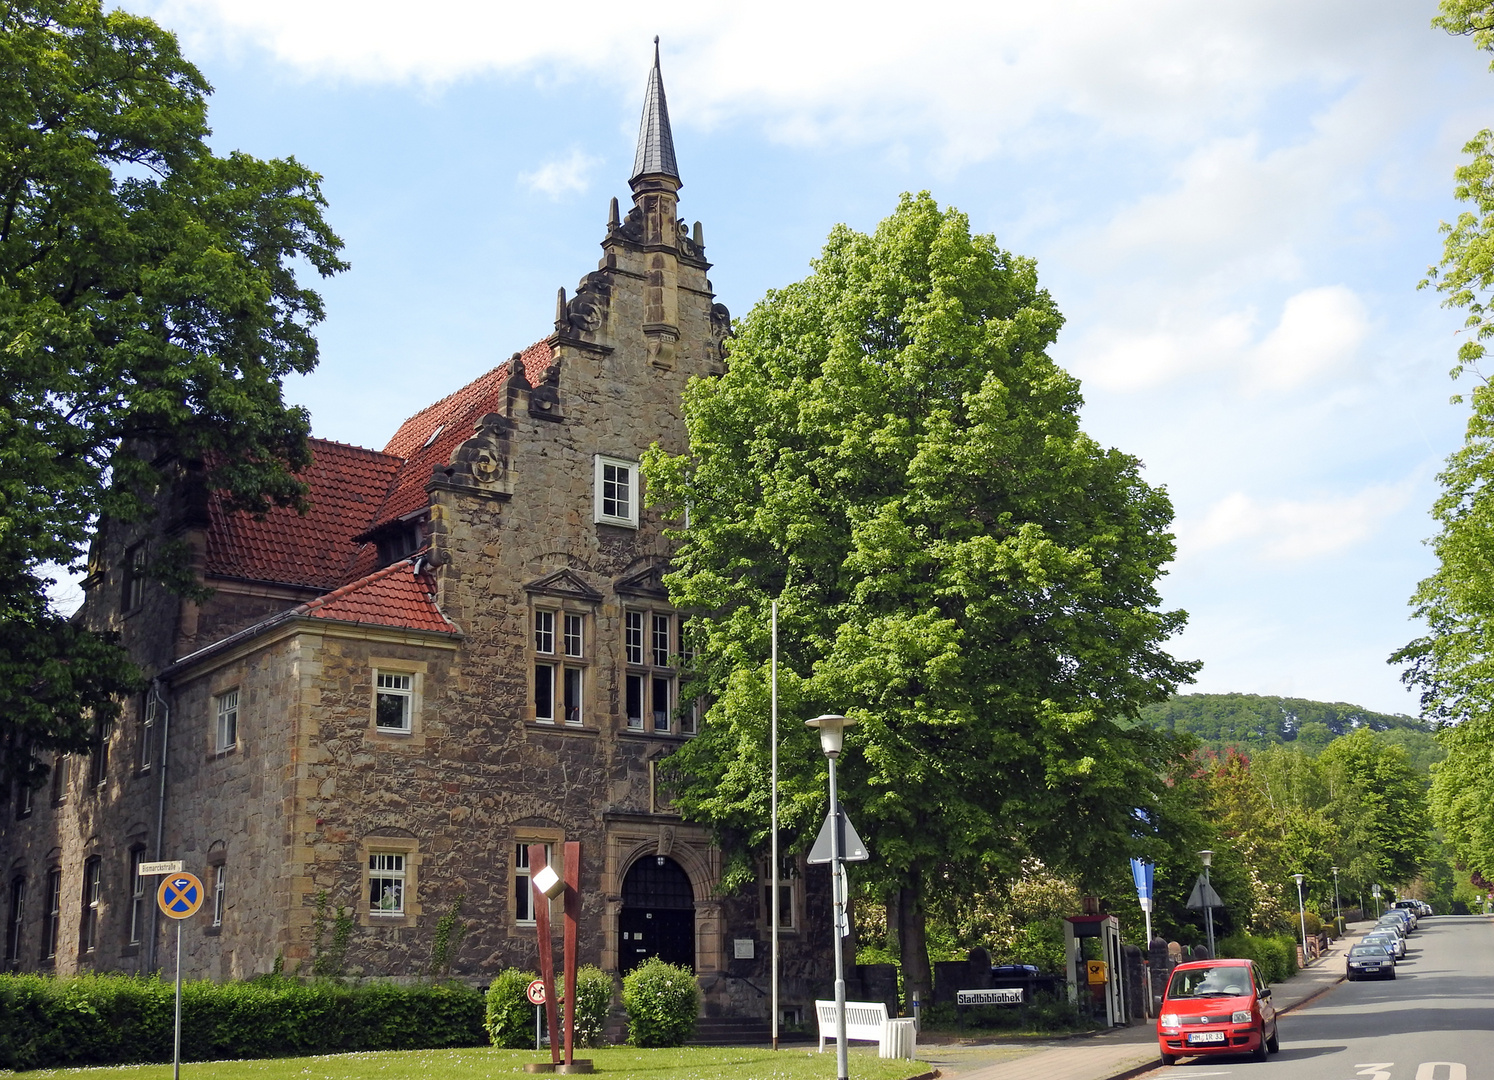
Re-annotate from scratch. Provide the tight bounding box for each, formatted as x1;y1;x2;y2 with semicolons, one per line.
1130;858;1154;902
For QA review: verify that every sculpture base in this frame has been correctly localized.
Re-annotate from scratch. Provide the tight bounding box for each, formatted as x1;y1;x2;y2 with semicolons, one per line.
558;1062;594;1074
522;1065;556;1074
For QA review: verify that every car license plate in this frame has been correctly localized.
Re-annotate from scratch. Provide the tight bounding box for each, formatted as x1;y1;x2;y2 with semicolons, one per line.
1187;1031;1226;1045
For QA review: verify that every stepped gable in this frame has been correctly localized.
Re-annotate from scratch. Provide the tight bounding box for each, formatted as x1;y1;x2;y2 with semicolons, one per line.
300;557;456;635
204;439;401;590
367;340;552;533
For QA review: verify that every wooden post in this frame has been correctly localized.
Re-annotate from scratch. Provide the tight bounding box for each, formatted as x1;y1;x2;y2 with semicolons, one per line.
530;844;562;1066
563;841;580;1066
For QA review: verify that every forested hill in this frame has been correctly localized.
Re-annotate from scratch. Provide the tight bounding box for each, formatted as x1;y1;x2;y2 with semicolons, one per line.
1138;693;1443;772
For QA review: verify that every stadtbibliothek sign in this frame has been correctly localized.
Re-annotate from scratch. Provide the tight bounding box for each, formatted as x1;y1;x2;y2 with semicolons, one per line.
956;988;1024;1005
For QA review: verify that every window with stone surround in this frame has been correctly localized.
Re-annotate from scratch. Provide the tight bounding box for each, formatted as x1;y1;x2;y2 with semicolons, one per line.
137;693;158;773
375;672;412;731
5;875;24;969
512;836;562;927
212;863;226;928
761;854;799;932
127;848;145;946
40;867;60;962
623;609;690;734
357;835;420;927
593;455;639;528
215;689;238;753
88;719;108;789
79;857;101;955
367;660;428;744
533;607;586;727
50;754;68;805
121;542;146;614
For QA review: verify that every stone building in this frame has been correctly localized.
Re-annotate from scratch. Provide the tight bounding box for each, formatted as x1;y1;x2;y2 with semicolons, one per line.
0;50;828;1023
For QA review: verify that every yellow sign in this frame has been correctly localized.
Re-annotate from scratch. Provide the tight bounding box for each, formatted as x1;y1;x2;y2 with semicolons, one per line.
157;872;204;920
1086;960;1108;985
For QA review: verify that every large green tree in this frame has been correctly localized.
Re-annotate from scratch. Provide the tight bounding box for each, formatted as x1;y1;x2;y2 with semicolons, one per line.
645;193;1198;1004
0;0;345;787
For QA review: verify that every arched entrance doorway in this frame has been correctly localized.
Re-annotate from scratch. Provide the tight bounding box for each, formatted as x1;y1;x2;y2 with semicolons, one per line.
619;855;694;973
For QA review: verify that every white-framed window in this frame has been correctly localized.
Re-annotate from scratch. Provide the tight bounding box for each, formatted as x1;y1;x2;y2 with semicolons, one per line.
80;857;101;953
624;609;680;733
535;662;556;722
42;869;60;961
514;842;555;925
762;855;799;931
564;613;583;658
128;850;145;945
368;853;405;916
122;542;147;613
375;672;413;732
594;455;639;528
211;864;226;928
138;694;157;772
215;689;238;752
535;610;555;654
5;876;26;967
534;609;586;726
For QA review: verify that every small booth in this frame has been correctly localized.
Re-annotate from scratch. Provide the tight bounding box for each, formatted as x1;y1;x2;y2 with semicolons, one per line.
1064;912;1127;1027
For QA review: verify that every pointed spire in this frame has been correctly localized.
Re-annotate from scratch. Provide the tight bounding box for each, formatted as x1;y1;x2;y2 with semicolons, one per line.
630;37;680;186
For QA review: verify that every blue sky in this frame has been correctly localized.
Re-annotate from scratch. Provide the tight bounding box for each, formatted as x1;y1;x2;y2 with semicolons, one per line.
121;0;1494;715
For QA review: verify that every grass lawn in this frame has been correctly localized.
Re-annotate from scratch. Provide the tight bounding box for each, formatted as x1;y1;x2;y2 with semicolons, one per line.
3;1046;932;1079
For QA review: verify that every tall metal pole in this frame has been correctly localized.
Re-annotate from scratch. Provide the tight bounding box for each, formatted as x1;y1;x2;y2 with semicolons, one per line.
1294;875;1309;967
770;601;779;1052
829;753;849;1080
1331;866;1342;934
1202;865;1216;958
173;919;183;1080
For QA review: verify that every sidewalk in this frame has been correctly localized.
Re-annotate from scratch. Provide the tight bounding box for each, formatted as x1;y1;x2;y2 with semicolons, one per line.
922;922;1366;1080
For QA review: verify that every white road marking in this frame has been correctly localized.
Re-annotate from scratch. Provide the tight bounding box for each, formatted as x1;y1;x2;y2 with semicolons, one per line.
1355;1066;1393;1080
1414;1065;1468;1080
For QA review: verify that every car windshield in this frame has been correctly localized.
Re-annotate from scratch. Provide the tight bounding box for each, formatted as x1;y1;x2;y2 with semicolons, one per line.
1350;945;1388;957
1166;966;1251;999
1365;933;1395;942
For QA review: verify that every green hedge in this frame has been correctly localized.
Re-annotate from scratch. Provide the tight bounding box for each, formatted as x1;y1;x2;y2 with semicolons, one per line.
0;973;485;1071
1217;933;1300;984
621;958;698;1047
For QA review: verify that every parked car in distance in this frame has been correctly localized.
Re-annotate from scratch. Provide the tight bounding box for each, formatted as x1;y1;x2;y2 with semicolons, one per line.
1362;930;1404;960
1375;914;1409;938
1157;958;1279;1067
1381;909;1414;932
1347;943;1396;981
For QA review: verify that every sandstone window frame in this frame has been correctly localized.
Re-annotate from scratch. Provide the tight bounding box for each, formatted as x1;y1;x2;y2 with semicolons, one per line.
40;866;60;964
79;856;101;957
593;454;640;529
214;688;239;755
511;829;564;931
530;604;589;728
366;659;429;748
760;853;801;934
622;607;692;736
126;847;146;948
357;835;421;928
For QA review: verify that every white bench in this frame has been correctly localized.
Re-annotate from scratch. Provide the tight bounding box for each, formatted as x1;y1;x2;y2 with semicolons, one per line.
814;1000;916;1059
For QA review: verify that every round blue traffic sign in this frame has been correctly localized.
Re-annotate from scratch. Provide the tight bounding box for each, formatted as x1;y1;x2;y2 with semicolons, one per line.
157;873;204;920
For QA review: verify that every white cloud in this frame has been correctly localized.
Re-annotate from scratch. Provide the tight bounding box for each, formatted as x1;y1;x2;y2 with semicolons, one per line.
519;149;601;200
1181;481;1414;562
1247;285;1369;390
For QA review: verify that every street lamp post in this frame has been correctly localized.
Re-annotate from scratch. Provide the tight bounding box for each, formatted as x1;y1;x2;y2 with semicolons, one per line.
1331;866;1342;935
1293;874;1309;967
808;714;857;1080
1198;850;1216;958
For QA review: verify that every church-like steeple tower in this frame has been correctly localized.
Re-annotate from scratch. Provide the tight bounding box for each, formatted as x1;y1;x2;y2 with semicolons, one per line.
630;37;679;186
625;37;684;366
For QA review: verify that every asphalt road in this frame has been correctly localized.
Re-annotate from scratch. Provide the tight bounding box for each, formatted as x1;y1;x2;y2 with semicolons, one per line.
1137;914;1494;1080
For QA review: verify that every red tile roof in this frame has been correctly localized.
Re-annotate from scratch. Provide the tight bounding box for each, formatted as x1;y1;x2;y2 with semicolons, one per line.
203;340;551;597
204;440;401;590
369;341;552;532
301;558;457;635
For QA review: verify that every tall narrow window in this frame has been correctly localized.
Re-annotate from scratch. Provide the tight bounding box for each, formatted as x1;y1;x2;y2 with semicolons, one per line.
625;673;646;731
138;694;157;772
89;720;108;789
624;611;644;665
211;864;226;928
368;853;405;915
563;667;583;726
128;850;145;946
594;456;639;527
50;755;68;805
624;610;680;734
534;663;555;723
80;857;101;953
514;842;554;925
375;672;412;732
651;614;671;667
15;768;33;819
41;869;60;961
122;543;146;613
651;675;672;733
563;614;583;658
534;611;555;654
4;877;24;968
215;689;238;752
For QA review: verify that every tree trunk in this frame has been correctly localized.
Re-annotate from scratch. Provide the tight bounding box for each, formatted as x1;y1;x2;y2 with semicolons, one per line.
898;880;932;1014
885;888;902;956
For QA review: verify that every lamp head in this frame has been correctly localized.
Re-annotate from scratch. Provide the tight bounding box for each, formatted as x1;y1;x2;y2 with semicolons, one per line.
1197;849;1213;868
1292;873;1305;887
1331;865;1338;875
806;714;856;758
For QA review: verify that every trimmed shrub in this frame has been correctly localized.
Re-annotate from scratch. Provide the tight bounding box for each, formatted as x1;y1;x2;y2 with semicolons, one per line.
620;958;699;1047
1302;912;1322;937
562;965;614;1048
1216;933;1299;985
0;973;484;1071
485;968;540;1049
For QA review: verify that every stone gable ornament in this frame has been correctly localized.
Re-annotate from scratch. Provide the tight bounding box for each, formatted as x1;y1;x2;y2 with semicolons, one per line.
428;412;514;500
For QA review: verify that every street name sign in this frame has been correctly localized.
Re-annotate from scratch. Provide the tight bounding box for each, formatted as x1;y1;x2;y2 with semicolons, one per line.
139;861;185;876
957;988;1023;1005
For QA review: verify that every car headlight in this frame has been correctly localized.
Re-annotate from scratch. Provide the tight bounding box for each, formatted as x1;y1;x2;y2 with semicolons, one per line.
1231;1010;1252;1024
1160;1013;1180;1028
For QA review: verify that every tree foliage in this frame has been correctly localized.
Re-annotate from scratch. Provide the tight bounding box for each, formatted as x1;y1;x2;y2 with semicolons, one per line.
645;192;1198;999
0;0;345;786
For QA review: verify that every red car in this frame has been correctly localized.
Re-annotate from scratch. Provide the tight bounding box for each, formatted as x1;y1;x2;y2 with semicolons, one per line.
1156;957;1279;1066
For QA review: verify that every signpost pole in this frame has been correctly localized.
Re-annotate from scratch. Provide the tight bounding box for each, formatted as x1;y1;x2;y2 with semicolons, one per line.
173;919;183;1080
829;751;848;1080
770;600;779;1053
